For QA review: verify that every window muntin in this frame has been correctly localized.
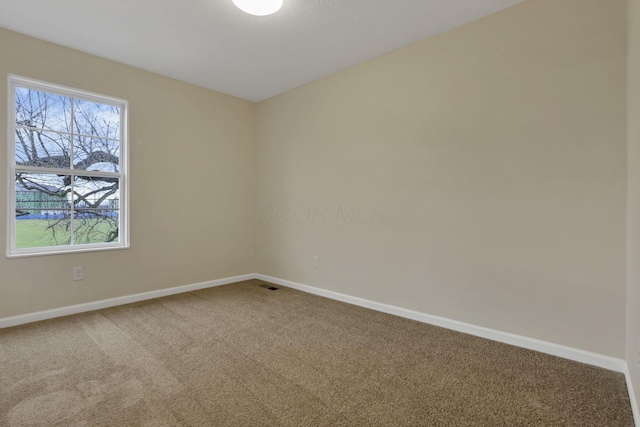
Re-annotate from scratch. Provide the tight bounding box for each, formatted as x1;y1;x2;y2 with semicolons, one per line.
8;76;128;257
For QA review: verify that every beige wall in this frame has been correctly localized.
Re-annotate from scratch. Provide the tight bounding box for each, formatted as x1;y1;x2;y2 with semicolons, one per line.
628;0;640;409
0;28;257;317
0;1;630;362
256;0;627;357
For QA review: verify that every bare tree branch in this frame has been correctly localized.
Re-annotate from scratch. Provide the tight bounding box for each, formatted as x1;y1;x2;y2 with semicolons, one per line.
14;89;120;246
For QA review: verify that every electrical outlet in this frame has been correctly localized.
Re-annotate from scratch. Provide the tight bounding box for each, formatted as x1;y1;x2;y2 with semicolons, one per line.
313;256;319;268
73;267;84;281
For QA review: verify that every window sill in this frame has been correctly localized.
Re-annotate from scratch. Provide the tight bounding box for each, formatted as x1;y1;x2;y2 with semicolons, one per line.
6;242;130;258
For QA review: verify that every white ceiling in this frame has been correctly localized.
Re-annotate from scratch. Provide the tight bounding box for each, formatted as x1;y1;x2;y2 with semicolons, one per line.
0;0;524;102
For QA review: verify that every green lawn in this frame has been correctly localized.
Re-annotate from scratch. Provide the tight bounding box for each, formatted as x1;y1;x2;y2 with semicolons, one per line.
16;219;116;248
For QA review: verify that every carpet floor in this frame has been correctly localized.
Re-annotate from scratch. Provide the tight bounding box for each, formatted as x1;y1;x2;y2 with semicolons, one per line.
0;279;634;426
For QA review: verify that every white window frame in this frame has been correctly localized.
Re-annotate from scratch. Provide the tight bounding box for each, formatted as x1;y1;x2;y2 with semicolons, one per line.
6;75;129;258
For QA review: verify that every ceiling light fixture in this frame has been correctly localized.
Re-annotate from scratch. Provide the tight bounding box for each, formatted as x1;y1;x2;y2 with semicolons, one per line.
232;0;283;16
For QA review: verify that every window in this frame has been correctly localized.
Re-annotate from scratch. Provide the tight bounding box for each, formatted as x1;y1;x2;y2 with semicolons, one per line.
7;75;128;257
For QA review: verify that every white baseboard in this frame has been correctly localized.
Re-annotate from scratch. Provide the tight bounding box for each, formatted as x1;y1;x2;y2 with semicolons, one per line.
625;365;640;427
0;271;628;374
0;273;256;329
256;274;626;373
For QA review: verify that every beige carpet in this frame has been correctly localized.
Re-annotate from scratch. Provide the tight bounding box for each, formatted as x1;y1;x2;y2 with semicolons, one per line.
0;279;634;426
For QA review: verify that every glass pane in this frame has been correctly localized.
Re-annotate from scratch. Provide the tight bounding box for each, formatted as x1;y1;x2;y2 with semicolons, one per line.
15;129;71;168
73;136;120;172
74;99;120;140
15;173;71;248
72;175;119;244
15;87;72;133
